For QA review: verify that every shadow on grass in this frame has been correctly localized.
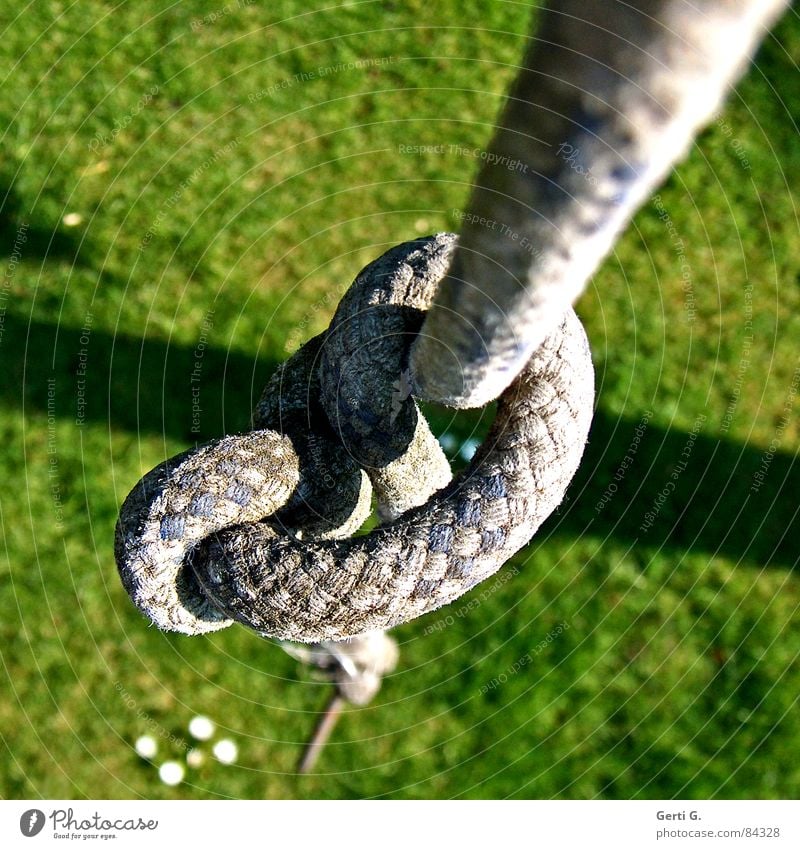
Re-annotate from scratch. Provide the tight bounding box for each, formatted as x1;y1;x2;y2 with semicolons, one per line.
5;310;275;443
556;412;799;572
7;310;798;570
0;178;98;271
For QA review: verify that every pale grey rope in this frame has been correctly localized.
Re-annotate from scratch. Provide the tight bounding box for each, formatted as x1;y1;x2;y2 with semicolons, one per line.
410;0;789;408
116;234;595;641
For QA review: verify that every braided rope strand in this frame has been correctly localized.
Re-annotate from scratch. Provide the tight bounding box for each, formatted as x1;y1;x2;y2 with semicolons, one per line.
411;0;789;408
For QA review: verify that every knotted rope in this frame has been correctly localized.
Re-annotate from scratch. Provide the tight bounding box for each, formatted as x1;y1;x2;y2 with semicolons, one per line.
116;235;594;641
115;0;786;646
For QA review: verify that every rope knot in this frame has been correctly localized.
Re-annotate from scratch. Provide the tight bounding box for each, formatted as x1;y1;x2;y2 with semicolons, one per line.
115;235;595;642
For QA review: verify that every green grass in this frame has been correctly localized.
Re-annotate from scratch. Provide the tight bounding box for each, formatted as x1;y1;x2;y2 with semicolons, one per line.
1;0;799;799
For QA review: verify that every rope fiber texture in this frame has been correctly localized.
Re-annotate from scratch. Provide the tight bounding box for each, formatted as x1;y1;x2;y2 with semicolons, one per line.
115;234;594;641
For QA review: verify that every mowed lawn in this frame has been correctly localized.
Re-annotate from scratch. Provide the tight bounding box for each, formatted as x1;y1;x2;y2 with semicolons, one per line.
1;1;799;799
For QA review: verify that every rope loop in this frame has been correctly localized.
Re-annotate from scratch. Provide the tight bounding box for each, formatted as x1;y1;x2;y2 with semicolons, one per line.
115;235;595;641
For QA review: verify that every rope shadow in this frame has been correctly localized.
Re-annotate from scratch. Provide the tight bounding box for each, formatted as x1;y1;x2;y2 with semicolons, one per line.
5;310;276;442
552;411;799;572
7;309;797;570
1;179;95;270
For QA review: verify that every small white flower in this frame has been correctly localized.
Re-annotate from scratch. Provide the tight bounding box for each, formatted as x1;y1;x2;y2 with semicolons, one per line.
62;212;83;227
188;715;215;740
212;739;238;765
186;748;205;768
158;761;185;786
134;735;157;759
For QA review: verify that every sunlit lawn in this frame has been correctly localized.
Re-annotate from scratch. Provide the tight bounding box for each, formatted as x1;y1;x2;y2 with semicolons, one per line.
1;1;798;799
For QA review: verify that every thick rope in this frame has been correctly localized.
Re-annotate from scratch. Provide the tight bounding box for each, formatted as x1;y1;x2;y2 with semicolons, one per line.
116;336;372;634
115;236;594;640
410;0;789;408
318;234;455;519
